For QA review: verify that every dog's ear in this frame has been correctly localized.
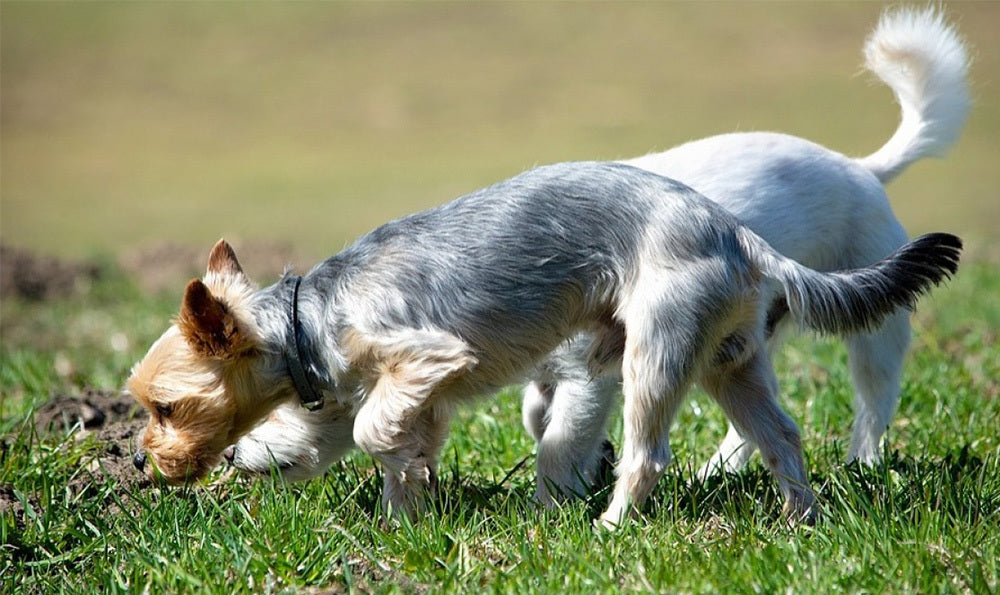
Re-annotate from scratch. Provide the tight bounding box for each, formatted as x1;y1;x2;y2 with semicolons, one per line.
203;238;257;297
207;239;245;278
177;278;250;359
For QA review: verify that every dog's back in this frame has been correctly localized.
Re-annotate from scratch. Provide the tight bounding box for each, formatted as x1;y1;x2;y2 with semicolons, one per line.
310;161;748;382
327;162;731;300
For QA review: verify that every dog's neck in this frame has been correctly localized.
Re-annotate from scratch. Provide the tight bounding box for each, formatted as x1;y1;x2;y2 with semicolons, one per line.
254;262;360;415
281;275;326;410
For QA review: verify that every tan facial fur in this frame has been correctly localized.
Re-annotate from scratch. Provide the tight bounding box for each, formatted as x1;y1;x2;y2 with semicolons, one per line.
128;327;236;482
128;240;271;484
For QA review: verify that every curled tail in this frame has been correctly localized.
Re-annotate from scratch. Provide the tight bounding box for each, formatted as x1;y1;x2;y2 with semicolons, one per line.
739;228;962;335
856;7;971;183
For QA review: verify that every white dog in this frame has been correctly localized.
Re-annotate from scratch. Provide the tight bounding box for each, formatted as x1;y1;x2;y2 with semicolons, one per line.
521;6;971;503
226;7;970;507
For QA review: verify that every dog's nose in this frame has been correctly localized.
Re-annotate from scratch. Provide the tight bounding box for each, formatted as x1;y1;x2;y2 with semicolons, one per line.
222;445;235;464
132;450;147;472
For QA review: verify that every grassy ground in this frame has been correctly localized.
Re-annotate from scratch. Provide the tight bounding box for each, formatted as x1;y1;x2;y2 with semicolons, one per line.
1;248;998;593
3;2;1000;593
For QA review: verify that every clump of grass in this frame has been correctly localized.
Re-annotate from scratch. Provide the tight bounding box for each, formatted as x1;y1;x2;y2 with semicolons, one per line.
2;260;997;593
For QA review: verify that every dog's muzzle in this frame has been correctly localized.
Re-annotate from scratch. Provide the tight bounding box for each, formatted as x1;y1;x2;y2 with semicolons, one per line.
132;450;147;472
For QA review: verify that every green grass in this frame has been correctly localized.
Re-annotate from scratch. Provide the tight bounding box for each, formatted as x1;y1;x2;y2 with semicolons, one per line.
3;2;999;261
2;257;998;592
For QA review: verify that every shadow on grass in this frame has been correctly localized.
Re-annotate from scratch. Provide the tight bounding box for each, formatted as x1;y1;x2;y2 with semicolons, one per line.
388;444;998;531
642;445;998;528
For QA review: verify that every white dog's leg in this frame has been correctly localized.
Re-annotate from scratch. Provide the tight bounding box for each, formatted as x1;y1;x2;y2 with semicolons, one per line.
846;310;910;465
522;381;552;444
534;374;618;506
703;348;816;523
695;423;754;481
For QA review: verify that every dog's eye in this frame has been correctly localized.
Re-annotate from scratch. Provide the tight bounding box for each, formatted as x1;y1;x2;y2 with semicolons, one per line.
155;404;173;419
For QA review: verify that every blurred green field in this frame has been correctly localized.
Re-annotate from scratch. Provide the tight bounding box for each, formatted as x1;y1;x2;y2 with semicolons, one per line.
2;2;999;264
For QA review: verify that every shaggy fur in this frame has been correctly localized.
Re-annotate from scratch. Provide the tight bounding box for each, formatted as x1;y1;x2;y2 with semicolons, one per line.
225;6;971;508
129;157;960;528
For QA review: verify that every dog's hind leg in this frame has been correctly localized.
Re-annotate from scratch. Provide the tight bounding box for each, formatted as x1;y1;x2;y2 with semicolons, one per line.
600;359;689;528
696;423;755;481
702;347;816;524
599;282;710;529
697;293;794;480
534;373;618;506
845;310;910;465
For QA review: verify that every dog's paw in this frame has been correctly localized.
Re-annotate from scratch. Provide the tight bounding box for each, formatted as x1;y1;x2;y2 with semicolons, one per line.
781;492;819;527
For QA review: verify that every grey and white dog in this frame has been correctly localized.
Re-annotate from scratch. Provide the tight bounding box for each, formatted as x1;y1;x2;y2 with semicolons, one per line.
175;159;968;528
226;6;970;510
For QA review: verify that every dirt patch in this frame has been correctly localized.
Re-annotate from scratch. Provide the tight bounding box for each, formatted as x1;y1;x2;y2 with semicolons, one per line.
33;389;151;491
32;388;143;435
2;240;302;302
2;389;150;542
119;239;301;294
0;483;38;533
0;244;102;301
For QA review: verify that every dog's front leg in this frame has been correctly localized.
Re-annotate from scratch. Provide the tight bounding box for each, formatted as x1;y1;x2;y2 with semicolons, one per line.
534;374;618;507
376;405;452;520
354;383;451;520
348;327;475;522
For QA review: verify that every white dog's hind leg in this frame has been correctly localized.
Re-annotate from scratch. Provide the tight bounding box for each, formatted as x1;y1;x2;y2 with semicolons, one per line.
846;310;911;465
534;374;618;506
522;381;553;443
696;423;755;481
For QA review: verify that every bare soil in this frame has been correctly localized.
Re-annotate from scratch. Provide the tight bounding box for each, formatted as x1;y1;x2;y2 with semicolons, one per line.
43;390;149;481
31;388;142;434
2;389;151;539
0;244;102;301
2;239;302;299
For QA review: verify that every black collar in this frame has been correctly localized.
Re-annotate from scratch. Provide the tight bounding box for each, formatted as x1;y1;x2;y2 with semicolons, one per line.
282;275;325;411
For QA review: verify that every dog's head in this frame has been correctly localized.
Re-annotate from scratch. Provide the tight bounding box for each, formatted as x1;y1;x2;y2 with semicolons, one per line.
128;240;282;484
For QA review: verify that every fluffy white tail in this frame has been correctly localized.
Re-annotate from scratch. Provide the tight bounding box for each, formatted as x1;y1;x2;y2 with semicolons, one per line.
739;228;962;335
856;7;971;183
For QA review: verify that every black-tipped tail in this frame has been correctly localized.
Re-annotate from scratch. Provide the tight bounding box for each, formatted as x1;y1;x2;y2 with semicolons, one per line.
876;232;962;291
742;228;962;336
796;232;962;334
